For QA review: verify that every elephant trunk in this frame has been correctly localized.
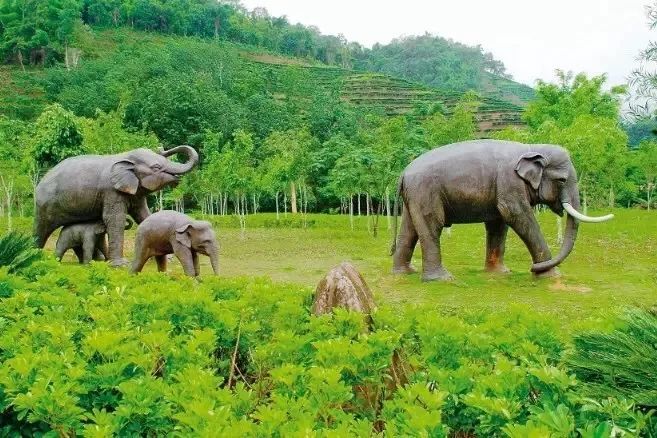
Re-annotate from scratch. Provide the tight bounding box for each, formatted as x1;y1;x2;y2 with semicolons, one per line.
531;186;581;273
159;145;199;175
210;249;219;275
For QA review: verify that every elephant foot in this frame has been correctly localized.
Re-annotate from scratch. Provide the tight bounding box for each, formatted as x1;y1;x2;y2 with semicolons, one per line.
532;267;560;279
485;263;511;274
422;268;454;282
392;264;417;275
109;258;130;268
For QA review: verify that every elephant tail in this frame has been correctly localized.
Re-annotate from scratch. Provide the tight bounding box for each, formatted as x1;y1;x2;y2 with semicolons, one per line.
389;175;404;256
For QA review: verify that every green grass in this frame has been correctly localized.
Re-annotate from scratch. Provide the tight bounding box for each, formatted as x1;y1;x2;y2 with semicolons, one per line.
3;209;655;329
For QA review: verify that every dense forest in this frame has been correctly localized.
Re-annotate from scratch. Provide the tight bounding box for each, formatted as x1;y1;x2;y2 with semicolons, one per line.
0;0;656;227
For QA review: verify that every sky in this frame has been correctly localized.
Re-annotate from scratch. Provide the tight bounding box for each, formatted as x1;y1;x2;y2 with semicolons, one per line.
239;0;654;88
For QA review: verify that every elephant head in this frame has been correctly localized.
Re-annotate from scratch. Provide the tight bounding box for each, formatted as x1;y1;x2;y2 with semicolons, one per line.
514;147;613;273
175;220;219;275
110;145;199;195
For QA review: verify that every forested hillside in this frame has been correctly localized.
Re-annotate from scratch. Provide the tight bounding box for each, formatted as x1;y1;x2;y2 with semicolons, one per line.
355;34;535;104
0;0;531;106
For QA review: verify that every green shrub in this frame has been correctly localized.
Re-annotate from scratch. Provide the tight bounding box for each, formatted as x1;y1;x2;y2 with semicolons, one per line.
0;261;653;435
0;232;41;273
568;308;657;407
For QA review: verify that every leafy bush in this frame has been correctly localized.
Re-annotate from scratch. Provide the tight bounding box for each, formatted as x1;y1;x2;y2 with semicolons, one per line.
0;261;654;436
568;308;657;408
0;232;41;273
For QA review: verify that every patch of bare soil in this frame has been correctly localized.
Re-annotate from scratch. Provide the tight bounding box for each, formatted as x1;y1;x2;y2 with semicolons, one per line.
549;279;592;293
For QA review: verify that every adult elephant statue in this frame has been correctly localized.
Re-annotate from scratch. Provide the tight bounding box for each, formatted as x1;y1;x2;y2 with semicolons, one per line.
391;140;613;281
34;146;199;266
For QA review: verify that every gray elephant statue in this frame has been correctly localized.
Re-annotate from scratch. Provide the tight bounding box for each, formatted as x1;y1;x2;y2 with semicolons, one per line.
55;218;133;264
131;210;219;277
391;140;614;281
34;146;198;266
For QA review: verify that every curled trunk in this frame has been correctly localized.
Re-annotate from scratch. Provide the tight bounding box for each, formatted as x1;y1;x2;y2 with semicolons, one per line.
159;145;199;174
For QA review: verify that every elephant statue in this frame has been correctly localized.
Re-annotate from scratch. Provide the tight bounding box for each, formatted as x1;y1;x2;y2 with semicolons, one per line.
34;146;199;266
391;140;614;281
130;210;219;277
55;218;133;264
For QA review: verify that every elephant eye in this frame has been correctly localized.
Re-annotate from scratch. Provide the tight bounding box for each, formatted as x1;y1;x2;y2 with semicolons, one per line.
152;163;162;170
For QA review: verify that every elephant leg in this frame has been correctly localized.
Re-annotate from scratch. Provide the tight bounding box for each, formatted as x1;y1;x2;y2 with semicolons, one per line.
82;238;95;264
73;246;84;264
504;208;558;278
54;237;67;261
155;255;167;273
34;218;57;248
103;196;129;267
173;243;197;277
94;234;109;261
408;202;452;281
484;219;510;273
192;251;200;277
392;205;418;274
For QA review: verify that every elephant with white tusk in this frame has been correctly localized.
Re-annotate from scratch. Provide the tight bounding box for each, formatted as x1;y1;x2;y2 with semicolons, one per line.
390;140;613;281
34;146;199;267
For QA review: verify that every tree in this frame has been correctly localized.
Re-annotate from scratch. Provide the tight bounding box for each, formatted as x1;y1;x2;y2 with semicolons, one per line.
523;71;623;130
0;0;81;67
634;141;657;209
261;128;314;216
30;103;85;171
422;92;479;146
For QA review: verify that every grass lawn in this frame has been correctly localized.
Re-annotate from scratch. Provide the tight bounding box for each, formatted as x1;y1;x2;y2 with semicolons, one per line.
5;208;656;330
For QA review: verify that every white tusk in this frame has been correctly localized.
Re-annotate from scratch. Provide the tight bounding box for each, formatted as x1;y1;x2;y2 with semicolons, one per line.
562;202;614;223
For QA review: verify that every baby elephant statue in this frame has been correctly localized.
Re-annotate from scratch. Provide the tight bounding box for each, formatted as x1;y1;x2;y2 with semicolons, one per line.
55;218;133;264
131;211;219;277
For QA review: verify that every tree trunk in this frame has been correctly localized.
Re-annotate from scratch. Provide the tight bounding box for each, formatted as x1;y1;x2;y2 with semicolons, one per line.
385;187;391;230
358;193;361;216
275;191;280;220
290;181;298;214
349;194;354;230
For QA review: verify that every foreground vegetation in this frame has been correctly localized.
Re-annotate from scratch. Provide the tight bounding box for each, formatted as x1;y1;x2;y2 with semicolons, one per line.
0;248;655;435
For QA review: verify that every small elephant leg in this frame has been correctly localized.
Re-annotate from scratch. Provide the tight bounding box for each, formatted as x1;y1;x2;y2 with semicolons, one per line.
98;237;109;261
73;246;84;264
192;251;200;277
484;219;510;273
54;237;67;261
392;205;418;274
130;234;149;274
173;244;197;277
408;202;452;281
155;255;167;273
93;235;106;261
81;233;96;264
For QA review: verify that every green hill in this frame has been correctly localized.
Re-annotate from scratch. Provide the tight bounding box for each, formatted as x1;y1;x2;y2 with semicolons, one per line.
0;28;525;137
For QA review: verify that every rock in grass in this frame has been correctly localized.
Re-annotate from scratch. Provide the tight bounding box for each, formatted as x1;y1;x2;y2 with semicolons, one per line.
312;262;376;316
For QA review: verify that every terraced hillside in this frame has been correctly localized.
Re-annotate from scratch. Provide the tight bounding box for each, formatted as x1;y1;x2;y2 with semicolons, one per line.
1;29;527;136
245;54;526;135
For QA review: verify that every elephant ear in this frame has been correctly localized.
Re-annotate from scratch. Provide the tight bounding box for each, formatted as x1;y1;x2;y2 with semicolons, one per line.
515;152;548;190
110;160;139;195
175;223;192;248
